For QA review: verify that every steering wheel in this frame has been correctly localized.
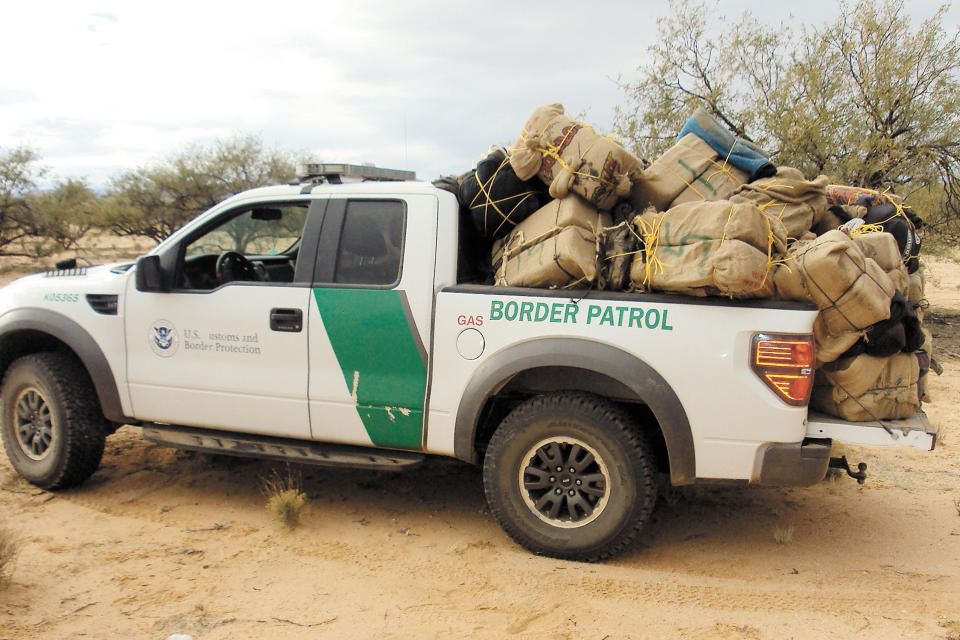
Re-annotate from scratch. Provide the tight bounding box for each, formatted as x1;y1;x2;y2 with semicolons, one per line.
215;251;258;284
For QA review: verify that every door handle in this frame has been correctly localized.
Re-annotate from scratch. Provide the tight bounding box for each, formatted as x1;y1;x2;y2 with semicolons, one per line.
270;308;303;332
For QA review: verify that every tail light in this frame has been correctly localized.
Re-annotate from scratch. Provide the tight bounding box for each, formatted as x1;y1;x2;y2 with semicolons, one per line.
751;333;814;406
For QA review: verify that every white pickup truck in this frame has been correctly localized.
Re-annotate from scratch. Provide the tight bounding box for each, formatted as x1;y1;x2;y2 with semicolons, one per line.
0;164;936;560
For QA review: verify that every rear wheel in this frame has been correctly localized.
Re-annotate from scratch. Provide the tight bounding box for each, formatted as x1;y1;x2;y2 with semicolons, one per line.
1;352;108;489
482;392;657;561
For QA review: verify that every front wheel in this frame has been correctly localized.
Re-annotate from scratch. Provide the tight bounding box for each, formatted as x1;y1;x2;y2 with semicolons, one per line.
482;392;657;561
0;352;108;490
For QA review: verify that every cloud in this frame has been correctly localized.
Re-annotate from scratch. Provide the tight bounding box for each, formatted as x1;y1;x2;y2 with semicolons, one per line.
2;0;957;189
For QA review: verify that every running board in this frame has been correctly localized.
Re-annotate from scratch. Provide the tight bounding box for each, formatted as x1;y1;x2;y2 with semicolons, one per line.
141;424;425;470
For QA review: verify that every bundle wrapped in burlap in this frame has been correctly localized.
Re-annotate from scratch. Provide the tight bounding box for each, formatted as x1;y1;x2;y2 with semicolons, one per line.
774;230;895;336
631;200;784;297
492;196;609;288
629;133;720;211
494;227;601;288
730;167;830;239
852;231;909;294
668;159;750;208
811;353;920;421
639;238;776;298
812;314;863;366
637;200;788;253
509;104;641;210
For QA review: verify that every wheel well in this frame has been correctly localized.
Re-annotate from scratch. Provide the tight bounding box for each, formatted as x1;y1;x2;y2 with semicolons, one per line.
1;330;71;372
472;366;670;475
0;330;89;392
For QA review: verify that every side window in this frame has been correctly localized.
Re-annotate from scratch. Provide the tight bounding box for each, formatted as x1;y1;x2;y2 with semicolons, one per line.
177;203;309;289
333;200;404;286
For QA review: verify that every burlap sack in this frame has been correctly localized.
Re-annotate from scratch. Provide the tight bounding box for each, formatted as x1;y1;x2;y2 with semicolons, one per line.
509;104;641;210
637;200;787;254
852;231;900;271
491;197;609;266
644;238;776;298
730;167;829;239
629;133;718;211
773;230;895;335
813;314;863;366
853;231;910;293
494;226;600;288
811;353;920;421
907;265;925;307
628;251;647;292
669;161;750;207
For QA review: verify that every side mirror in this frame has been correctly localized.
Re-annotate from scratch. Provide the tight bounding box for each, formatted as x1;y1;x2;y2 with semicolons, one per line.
135;255;167;292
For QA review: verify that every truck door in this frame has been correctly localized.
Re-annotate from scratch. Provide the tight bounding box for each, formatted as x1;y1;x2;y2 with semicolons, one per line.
124;200;320;438
307;195;437;450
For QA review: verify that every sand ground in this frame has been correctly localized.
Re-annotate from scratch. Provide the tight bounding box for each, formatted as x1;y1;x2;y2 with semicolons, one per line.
0;249;958;640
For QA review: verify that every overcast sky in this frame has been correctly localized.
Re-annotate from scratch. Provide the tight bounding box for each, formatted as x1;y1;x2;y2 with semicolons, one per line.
1;1;957;190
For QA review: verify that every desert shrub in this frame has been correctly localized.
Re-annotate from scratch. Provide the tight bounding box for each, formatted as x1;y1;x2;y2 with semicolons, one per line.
262;467;307;531
772;523;795;545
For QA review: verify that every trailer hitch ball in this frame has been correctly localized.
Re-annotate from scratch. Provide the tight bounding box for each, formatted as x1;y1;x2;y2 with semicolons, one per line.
829;456;868;484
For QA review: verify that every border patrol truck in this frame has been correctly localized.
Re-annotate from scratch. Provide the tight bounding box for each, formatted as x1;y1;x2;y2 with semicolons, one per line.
0;164;936;560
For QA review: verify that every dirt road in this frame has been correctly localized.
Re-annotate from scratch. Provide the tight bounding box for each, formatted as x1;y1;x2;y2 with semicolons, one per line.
1;261;959;640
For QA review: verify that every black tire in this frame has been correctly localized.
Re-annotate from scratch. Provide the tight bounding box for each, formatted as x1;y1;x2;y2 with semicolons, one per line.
482;392;657;561
0;352;108;490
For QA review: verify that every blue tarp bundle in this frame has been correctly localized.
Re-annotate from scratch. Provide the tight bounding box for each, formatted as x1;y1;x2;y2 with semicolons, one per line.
677;108;776;181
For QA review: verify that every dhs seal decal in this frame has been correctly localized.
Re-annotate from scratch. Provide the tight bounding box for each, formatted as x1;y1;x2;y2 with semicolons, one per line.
150;320;179;357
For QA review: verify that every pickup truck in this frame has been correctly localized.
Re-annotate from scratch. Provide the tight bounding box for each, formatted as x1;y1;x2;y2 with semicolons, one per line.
0;164;936;561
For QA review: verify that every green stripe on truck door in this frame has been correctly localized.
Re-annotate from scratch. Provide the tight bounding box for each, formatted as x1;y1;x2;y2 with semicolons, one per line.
312;288;427;450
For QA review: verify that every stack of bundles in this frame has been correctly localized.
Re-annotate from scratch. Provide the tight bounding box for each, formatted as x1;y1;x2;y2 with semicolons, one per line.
812;352;922;421
509;104;643;211
631;133;749;211
729;167;831;239
774;230;896;364
632;200;787;298
491;196;610;288
459;147;550;241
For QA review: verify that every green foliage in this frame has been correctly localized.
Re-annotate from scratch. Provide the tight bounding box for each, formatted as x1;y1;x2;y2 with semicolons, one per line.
26;179;100;256
0;146;45;257
105;134;298;243
616;0;960;237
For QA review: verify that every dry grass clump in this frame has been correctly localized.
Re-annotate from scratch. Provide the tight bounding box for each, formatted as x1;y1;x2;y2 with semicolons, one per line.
772;523;795;545
0;527;20;585
261;467;307;531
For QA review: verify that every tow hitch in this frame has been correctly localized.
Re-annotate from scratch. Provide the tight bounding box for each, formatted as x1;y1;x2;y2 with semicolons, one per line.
829;456;868;484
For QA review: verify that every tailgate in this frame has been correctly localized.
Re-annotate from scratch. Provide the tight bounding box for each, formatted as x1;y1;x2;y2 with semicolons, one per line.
806;411;936;451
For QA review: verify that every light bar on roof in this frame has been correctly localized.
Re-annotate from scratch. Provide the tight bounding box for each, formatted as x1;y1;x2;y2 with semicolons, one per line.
297;163;416;182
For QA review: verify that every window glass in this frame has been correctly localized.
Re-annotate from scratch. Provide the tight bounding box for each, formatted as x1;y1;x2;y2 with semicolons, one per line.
178;203;309;289
333;201;404;285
